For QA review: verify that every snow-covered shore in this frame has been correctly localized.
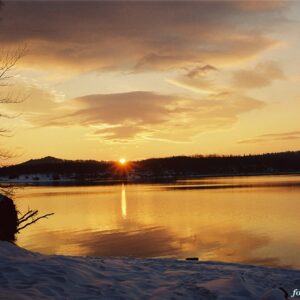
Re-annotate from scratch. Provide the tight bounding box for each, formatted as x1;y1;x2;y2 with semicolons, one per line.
0;241;299;300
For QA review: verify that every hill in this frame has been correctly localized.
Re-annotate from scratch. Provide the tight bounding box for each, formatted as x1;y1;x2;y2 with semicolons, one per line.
0;156;111;182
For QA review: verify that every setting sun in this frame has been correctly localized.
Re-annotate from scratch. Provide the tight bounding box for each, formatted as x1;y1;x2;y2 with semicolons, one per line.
119;158;127;165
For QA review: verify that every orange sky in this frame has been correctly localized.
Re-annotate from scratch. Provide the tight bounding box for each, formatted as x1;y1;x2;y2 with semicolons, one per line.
0;1;300;164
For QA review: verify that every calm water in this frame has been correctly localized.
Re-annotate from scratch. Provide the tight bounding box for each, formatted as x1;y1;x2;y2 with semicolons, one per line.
15;175;300;268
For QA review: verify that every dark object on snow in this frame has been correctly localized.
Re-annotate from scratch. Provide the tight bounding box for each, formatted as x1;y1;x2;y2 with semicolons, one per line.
185;257;199;261
0;194;18;242
0;194;54;242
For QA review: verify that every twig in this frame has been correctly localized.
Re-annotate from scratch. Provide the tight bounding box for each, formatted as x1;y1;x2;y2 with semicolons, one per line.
17;210;38;225
17;213;54;232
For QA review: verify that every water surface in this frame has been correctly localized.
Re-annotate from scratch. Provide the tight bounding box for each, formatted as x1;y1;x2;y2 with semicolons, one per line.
15;175;300;268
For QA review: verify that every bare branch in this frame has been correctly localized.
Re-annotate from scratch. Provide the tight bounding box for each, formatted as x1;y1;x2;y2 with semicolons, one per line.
17;210;38;225
17;210;36;223
0;184;16;198
0;44;28;163
0;44;43;233
0;90;29;104
0;46;27;83
17;212;54;232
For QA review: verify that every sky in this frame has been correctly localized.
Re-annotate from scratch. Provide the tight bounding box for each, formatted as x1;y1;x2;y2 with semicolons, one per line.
0;0;300;164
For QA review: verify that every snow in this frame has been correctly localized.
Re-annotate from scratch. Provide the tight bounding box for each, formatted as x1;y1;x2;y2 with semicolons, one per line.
0;241;299;299
0;174;76;183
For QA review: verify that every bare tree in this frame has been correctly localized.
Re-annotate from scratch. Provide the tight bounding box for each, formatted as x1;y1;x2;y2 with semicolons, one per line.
0;2;53;239
0;1;27;153
0;47;27;196
0;48;54;240
0;46;27;148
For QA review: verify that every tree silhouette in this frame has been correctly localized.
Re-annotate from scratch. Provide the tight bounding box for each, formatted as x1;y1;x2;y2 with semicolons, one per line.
0;1;26;196
0;194;17;242
0;1;53;242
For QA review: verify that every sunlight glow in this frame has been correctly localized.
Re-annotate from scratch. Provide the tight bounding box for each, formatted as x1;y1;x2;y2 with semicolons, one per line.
119;158;127;165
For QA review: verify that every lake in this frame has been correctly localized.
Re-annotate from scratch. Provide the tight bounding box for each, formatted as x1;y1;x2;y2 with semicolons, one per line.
15;175;300;268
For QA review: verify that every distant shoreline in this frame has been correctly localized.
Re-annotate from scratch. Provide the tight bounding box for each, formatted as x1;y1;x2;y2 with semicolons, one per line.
1;171;300;186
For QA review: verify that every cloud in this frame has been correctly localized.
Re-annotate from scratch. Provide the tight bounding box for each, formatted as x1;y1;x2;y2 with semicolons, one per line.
172;61;285;98
69;92;179;126
24;90;264;143
0;75;266;144
1;76;265;143
232;61;285;89
94;126;145;141
169;78;215;95
184;64;218;79
238;131;300;144
0;1;285;73
37;91;190;136
234;1;286;12
0;80;68;121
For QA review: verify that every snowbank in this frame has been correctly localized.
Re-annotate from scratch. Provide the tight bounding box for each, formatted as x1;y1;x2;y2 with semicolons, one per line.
0;241;298;299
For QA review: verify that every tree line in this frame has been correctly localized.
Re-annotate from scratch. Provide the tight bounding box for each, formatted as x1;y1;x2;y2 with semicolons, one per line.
0;151;299;180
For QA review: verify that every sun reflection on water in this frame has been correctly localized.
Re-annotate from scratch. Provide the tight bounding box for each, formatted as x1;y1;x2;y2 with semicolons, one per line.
121;184;127;219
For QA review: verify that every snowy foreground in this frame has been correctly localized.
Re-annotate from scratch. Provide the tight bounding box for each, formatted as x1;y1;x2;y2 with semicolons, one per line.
0;242;299;300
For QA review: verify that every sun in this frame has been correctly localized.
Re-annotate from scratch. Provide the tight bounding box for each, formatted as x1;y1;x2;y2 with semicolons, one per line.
119;158;127;165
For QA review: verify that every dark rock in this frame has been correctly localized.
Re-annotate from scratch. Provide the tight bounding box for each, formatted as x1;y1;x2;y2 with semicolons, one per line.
0;194;18;242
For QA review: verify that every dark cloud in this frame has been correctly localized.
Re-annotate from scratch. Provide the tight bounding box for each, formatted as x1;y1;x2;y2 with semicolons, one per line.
233;1;285;12
70;92;178;126
238;131;300;144
0;1;286;72
184;64;218;79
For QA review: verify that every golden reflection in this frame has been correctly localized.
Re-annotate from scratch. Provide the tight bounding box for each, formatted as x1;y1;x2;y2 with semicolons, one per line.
15;175;300;268
121;183;127;219
21;225;279;265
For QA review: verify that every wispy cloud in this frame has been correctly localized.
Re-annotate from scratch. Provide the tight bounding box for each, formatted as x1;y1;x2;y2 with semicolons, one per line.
232;61;285;89
238;131;300;144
